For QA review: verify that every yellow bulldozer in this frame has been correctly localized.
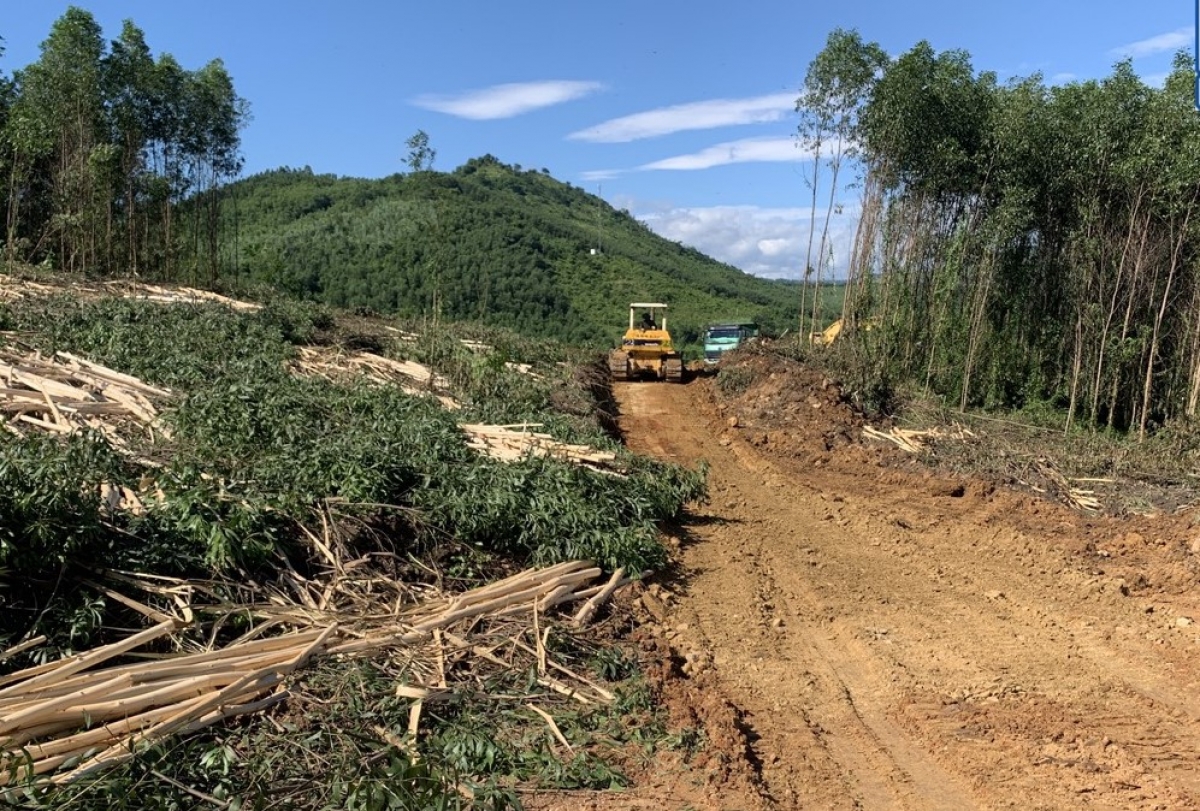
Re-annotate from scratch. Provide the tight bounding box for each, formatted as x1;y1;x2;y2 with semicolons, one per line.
609;302;684;383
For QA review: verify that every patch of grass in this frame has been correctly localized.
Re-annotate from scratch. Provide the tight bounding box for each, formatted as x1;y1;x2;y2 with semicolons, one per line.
716;366;756;396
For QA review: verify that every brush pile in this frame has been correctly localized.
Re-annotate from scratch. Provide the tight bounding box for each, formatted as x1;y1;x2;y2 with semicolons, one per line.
0;560;637;789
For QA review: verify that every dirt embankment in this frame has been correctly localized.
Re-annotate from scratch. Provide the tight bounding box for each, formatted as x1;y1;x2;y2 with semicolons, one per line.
577;357;1200;811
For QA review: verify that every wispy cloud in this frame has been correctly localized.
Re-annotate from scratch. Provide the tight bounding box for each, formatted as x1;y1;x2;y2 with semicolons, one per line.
636;203;860;280
1110;27;1192;59
568;92;795;142
639;137;815;171
411;80;604;120
580;169;623;182
1049;72;1077;85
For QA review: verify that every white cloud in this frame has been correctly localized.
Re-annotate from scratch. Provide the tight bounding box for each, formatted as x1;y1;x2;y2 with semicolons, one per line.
1141;71;1171;88
411;80;604;120
636;203;861;280
568;92;795;142
640;137;815;171
1110;27;1192;59
1048;72;1077;85
580;169;624;182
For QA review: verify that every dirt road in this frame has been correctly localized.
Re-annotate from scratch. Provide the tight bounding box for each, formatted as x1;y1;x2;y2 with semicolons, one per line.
607;372;1200;811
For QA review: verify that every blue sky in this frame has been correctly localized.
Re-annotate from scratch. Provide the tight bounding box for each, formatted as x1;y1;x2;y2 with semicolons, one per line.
2;2;1194;279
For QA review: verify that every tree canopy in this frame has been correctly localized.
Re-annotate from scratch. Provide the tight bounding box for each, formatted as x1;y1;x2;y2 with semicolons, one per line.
0;7;248;281
806;31;1200;436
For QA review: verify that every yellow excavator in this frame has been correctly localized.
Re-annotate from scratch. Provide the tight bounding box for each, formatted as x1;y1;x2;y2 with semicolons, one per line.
809;318;845;346
810;316;878;346
609;302;684;383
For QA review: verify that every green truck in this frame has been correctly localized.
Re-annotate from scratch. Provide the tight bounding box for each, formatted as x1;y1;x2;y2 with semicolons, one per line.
703;321;759;365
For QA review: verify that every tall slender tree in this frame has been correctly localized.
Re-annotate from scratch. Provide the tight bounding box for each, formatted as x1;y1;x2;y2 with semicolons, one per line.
796;29;887;335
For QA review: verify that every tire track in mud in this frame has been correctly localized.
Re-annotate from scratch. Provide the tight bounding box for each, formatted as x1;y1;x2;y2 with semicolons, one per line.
614;377;1200;810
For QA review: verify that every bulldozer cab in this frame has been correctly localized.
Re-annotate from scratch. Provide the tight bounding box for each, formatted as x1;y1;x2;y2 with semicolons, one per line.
627;303;669;344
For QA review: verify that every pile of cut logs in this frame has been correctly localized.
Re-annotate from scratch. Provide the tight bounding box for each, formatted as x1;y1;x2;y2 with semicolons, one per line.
0;274;261;313
292;346;461;409
113;283;261;312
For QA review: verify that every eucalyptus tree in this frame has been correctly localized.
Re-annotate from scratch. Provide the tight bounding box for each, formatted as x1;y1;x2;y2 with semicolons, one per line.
180;58;248;285
7;6;107;272
852;41;996;402
0;10;248;280
103;20;156;273
795;28;886;334
838;31;1200;437
404;129;436;174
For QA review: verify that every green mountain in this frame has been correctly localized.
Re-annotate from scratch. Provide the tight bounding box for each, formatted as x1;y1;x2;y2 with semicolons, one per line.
224;156;803;349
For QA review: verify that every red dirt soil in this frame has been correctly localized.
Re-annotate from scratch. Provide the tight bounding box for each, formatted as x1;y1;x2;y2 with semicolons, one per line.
537;357;1200;810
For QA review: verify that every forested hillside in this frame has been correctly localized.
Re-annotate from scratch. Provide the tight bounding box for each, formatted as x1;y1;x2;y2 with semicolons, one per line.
224;157;801;346
0;9;805;352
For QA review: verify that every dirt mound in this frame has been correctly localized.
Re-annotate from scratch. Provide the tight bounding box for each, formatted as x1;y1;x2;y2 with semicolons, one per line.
711;352;865;463
711;351;1200;603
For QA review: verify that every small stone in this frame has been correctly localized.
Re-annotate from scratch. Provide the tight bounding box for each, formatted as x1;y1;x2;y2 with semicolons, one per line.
727;416;740;428
984;590;1005;601
1177;616;1194;627
771;617;785;629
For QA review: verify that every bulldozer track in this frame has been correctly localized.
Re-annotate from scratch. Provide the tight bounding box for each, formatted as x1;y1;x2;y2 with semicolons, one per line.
608;351;629;382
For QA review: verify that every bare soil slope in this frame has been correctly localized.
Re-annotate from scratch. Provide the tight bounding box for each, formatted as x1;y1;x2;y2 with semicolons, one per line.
597;366;1200;811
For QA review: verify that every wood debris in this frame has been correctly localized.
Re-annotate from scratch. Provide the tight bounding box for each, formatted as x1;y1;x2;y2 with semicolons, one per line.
862;423;974;454
1033;458;1102;513
863;425;940;453
0;274;260;313
461;423;622;473
505;361;542;378
381;330;541;377
0;275;66;301
0;348;172;447
112;283;261;312
292;346;461;409
0;560;636;788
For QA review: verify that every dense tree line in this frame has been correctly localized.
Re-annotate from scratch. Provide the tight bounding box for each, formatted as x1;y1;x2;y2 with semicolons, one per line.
803;30;1200;436
0;8;247;282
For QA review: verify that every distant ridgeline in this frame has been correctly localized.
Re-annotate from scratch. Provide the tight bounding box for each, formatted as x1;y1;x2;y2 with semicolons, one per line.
222;156;805;347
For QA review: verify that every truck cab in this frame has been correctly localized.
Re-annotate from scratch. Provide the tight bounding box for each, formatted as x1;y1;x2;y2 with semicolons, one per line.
703;322;759;365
